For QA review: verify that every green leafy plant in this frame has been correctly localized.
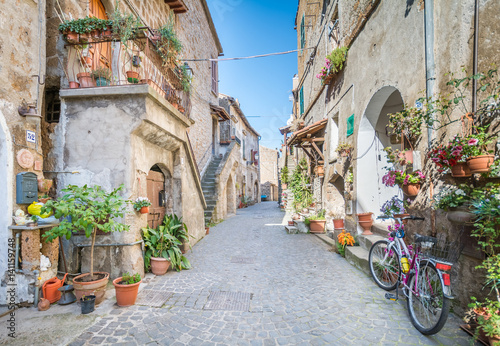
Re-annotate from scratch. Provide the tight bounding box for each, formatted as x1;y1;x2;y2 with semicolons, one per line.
336;142;353;157
280;166;289;185
432;184;474;211
178;63;192;92
462;126;497;157
384;147;412;165
141;214;191;272
304;209;326;225
109;5;141;47
41;184;129;279
289;159;313;212
156;11;183;64
470;183;500;255
91;66;112;81
58;16;111;35
133;197;151;211
388;106;425;144
121;272;141;284
162;213;192;250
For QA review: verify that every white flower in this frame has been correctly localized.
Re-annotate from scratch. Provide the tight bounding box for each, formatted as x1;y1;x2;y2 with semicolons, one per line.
455;189;466;196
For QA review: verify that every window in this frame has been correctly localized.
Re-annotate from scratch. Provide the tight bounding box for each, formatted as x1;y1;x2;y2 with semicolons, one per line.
45;89;60;123
300;14;305;49
299;86;304;115
211;60;218;95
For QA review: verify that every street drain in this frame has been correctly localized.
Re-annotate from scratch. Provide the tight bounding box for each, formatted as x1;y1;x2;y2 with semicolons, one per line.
135;289;172;308
231;256;255;264
204;291;252;311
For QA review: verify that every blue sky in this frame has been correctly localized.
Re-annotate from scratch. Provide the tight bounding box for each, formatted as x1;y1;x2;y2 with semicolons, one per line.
206;0;298;151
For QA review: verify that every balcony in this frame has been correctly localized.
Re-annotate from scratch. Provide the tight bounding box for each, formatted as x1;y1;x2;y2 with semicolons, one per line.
62;28;191;118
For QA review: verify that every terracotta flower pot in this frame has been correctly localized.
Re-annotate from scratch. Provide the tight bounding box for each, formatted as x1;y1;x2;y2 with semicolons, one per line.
205;227;210;235
126;71;139;84
113;277;142;307
357;212;373;235
466;155;495;173
77;72;95;88
140;206;149;214
288;221;295;226
309;220;326;233
65;31;79;43
37;178;53;193
402;183;420;197
69;81;80;89
73;272;109;305
446;207;475;224
451;162;472;177
333;219;344;230
38;298;50;311
150;257;170;275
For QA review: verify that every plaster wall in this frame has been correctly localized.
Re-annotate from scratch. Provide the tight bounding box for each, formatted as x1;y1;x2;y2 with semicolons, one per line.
51;85;205;278
259;146;278;186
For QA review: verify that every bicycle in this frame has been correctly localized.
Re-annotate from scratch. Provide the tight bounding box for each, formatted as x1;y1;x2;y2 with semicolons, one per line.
368;215;462;335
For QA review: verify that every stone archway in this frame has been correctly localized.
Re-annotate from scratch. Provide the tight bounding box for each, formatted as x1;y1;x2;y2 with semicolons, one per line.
356;87;404;221
226;174;236;215
0;111;13;304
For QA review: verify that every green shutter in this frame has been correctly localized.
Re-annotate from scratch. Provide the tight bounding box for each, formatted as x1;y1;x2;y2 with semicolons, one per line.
347;114;354;137
299;87;304;115
300;15;305;49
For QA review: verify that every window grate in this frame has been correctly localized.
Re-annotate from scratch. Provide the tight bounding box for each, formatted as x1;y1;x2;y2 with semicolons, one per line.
45;89;61;123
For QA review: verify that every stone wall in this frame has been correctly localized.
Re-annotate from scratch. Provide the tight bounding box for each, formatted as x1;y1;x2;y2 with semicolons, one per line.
259;145;278;186
0;0;50;304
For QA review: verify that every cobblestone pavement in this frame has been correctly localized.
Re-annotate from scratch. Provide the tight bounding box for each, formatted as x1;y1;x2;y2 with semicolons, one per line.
68;202;472;345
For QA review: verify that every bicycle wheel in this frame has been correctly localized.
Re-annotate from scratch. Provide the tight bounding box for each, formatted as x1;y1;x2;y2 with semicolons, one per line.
407;260;450;335
369;240;401;291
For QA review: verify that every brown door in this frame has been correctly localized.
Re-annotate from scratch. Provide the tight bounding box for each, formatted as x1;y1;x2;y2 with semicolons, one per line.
89;0;111;69
147;170;166;229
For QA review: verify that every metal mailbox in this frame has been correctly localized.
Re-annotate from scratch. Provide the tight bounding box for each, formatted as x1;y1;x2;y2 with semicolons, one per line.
16;172;38;204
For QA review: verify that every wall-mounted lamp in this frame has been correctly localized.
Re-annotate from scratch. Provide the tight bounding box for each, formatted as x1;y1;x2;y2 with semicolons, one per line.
18;102;41;124
183;62;193;79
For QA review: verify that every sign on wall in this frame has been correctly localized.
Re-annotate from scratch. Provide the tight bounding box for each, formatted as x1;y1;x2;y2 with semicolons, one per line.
346;114;354;137
26;130;36;143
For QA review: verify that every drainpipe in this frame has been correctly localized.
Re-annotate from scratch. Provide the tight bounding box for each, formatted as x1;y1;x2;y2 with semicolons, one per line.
424;0;436;147
472;0;479;115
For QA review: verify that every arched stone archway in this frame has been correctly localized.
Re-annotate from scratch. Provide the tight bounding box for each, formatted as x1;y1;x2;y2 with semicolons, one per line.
0;111;13;304
356;87;404;223
226;174;236;215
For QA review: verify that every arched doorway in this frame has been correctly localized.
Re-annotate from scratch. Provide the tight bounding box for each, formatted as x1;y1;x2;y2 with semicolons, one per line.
226;175;235;215
146;164;173;229
356;87;404;220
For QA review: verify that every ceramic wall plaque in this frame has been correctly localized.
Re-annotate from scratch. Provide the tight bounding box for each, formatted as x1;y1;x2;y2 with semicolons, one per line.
17;149;34;169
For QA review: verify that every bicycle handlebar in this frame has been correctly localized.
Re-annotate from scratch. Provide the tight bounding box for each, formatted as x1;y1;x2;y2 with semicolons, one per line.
376;215;425;221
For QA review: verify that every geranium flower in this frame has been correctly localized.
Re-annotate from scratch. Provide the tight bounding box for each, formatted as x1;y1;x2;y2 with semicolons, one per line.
468;138;479;145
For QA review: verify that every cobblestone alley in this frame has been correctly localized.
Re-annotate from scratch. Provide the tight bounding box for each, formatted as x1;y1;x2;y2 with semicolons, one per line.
3;202;474;345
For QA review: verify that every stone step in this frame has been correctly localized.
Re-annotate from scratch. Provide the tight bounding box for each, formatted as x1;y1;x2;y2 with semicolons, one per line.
345;246;370;276
371;222;391;237
284;226;300;234
357;234;387;252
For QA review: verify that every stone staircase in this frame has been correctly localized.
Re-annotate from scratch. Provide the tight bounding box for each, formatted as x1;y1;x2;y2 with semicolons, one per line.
345;223;390;275
201;157;222;225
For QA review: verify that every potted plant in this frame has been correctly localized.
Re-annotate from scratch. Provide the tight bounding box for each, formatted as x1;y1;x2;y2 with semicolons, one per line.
305;209;326;234
316;46;348;84
142;215;191;275
155;12;183;65
80;295;96;314
357;212;374;235
427;135;471;177
336;230;355;257
113;272;142;307
382;169;425;196
432;184;475;224
463;126;497;173
110;7;141;47
91;66;112;86
41;184;129;304
133;197;151;214
380;196;411;224
77;72;95;88
384;147;413;166
330;212;344;230
38;194;51;204
336;142;354;157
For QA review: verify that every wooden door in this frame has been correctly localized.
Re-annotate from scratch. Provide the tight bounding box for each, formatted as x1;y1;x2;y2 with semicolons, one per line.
89;0;111;69
147;170;166;229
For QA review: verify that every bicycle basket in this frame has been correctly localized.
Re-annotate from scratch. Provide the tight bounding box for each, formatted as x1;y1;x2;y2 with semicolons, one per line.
414;230;465;264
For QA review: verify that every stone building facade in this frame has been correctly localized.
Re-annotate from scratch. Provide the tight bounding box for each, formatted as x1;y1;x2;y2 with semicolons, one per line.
259;145;278;201
287;0;500;311
210;94;260;221
0;0;224;304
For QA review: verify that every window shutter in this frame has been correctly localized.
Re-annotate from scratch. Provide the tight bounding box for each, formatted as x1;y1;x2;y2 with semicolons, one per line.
211;60;218;94
300;15;305;49
299;87;304;115
347;114;354;137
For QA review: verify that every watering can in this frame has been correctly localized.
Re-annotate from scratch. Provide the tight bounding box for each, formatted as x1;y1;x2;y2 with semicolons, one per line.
42;273;68;304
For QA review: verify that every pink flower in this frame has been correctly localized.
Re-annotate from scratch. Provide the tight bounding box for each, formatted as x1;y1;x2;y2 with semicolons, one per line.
468;138;479;145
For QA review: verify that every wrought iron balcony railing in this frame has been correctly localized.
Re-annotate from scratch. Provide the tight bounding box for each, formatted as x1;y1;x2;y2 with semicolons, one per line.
62;28;191;118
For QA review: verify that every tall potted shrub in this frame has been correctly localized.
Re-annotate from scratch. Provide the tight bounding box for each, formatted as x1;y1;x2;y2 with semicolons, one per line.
42;184;129;303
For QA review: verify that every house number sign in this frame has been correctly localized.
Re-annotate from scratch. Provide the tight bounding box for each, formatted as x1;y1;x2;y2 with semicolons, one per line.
26;130;36;143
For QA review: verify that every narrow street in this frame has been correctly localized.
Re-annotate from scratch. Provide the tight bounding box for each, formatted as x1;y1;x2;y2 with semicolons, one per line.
4;202;472;345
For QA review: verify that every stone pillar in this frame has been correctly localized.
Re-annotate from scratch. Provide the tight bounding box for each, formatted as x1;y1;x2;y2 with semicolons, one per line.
21;230;40;272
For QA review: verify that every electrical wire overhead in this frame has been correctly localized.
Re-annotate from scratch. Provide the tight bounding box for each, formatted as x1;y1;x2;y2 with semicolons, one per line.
181;47;315;62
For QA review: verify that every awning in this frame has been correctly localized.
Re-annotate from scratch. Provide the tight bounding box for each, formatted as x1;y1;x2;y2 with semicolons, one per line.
287;118;327;163
210;104;231;121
